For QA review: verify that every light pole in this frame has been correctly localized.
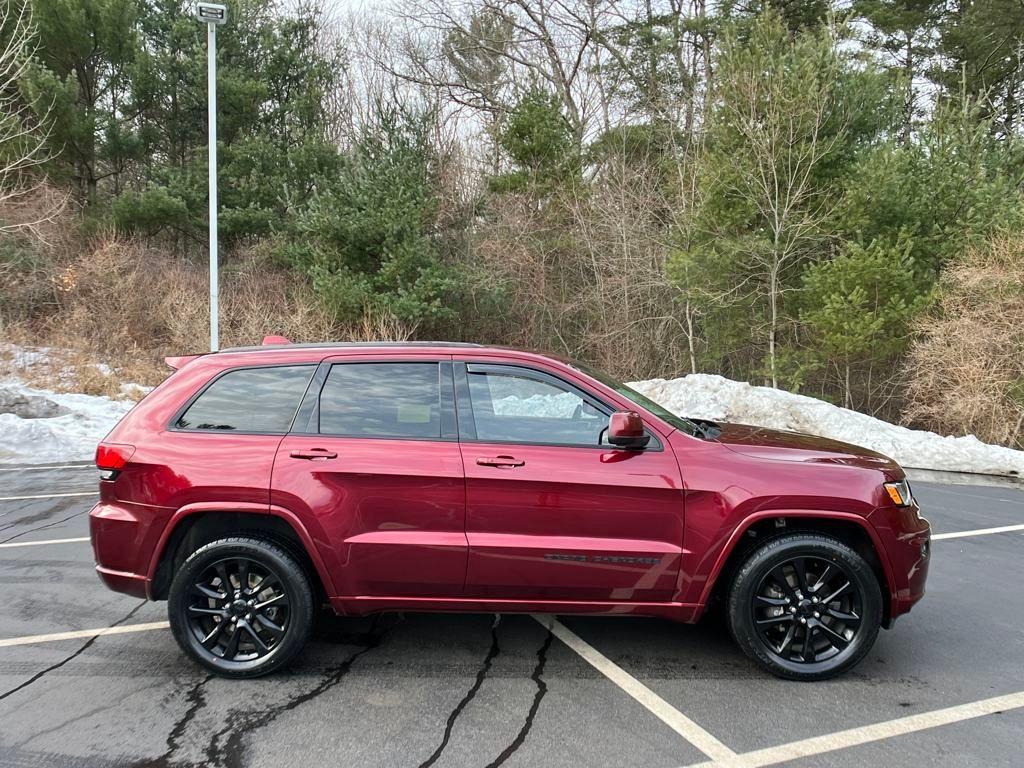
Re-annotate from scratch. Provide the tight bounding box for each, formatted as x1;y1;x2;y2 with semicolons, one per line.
195;2;227;351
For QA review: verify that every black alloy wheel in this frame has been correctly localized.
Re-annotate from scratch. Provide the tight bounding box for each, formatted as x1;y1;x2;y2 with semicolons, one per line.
169;537;314;678
727;532;882;681
751;555;863;664
186;556;290;662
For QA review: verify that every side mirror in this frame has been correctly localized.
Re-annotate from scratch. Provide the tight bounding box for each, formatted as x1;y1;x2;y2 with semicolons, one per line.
608;411;650;450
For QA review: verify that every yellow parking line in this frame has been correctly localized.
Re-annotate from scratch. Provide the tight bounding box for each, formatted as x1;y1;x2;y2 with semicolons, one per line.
0;621;170;648
535;615;737;763
683;690;1024;768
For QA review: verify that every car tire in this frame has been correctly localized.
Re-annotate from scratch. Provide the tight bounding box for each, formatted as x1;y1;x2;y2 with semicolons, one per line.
727;532;882;681
168;536;314;678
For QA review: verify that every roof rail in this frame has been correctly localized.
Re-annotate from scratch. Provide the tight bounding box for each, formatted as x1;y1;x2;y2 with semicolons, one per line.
219;341;484;353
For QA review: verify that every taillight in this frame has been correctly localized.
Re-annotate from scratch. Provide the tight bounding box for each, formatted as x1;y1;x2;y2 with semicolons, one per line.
96;443;135;478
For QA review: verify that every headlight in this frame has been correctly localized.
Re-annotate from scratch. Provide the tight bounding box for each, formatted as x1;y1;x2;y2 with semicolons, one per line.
884;478;914;506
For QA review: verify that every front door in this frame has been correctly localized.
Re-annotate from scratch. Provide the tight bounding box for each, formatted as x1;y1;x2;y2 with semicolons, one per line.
270;357;467;598
457;362;685;602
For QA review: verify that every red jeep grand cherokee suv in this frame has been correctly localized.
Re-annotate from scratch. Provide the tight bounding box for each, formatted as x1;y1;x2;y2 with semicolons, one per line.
90;341;929;680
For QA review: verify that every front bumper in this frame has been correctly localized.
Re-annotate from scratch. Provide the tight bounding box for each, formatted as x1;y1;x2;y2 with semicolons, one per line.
870;502;930;622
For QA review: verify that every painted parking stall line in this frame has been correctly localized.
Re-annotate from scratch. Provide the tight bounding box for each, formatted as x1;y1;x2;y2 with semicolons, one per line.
0;621;170;649
0;464;94;472
0;536;90;549
534;615;737;763
683;690;1024;768
0;491;96;502
932;523;1024;540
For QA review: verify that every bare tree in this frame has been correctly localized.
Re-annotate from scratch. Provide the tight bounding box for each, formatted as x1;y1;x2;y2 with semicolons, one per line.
384;0;611;142
0;0;57;236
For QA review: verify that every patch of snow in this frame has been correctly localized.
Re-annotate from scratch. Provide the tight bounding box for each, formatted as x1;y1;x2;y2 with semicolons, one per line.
629;374;1024;477
0;380;136;464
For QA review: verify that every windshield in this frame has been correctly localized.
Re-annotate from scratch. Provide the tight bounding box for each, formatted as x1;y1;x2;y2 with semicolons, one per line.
571;362;701;437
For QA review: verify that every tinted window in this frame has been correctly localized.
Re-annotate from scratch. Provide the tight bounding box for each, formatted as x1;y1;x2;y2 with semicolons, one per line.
319;363;441;439
467;369;607;445
571;360;700;437
176;366;313;432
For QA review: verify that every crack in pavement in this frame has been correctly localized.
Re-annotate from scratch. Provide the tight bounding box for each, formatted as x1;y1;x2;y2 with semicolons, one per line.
131;673;215;768
484;629;554;768
200;615;396;768
0;601;147;702
417;615;503;768
0;508;89;544
13;680;166;749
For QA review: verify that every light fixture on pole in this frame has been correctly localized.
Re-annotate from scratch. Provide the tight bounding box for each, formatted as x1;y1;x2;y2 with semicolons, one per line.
195;2;227;351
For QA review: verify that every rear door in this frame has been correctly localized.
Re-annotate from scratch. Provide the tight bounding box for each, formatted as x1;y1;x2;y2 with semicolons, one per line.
270;355;467;597
457;361;685;602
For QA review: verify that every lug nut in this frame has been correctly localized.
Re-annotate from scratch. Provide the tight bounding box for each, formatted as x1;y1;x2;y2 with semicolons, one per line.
814;612;821;618
246;613;253;621
812;596;819;603
799;617;807;624
789;607;797;613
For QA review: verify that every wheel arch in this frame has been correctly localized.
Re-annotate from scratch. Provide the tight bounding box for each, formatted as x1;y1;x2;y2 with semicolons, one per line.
147;503;336;601
696;510;895;625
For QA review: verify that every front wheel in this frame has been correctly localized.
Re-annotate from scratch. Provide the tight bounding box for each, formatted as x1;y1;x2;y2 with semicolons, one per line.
168;536;314;678
727;532;882;681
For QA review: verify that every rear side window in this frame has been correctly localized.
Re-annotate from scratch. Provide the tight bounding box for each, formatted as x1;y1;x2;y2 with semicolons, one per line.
175;366;314;432
319;362;441;439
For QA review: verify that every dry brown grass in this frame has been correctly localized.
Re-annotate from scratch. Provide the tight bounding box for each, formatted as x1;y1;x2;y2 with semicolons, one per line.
905;236;1024;447
1;227;350;392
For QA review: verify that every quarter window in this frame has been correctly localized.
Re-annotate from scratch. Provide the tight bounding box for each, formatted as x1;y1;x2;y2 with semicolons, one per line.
319;363;441;439
175;366;314;432
466;368;607;446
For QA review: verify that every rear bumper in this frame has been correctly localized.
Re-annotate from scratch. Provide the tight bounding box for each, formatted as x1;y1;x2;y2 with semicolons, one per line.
89;498;168;599
95;565;149;598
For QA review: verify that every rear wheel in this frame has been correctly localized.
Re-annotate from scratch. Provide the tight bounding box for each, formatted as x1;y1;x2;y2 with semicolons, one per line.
727;532;882;681
168;536;314;678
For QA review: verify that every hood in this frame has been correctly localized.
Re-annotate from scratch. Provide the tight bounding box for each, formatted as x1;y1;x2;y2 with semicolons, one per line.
712;422;902;475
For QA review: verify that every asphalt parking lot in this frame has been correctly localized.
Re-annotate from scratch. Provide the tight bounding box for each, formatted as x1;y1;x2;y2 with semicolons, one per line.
0;466;1022;768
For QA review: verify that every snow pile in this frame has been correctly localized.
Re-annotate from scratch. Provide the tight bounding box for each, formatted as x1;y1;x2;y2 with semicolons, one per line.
492;392;581;417
630;374;1024;477
0;343;151;464
0;381;136;464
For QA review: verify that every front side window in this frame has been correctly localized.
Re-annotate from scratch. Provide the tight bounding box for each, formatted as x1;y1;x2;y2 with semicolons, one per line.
571;361;700;437
466;368;607;446
319;362;441;439
175;366;314;432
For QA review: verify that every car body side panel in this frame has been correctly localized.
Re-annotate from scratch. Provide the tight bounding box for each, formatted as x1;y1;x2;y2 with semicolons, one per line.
270;435;467;597
462;441;685;601
665;430;911;616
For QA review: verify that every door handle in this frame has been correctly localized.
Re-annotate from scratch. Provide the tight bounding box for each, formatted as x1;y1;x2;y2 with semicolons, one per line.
289;448;338;460
476;455;525;468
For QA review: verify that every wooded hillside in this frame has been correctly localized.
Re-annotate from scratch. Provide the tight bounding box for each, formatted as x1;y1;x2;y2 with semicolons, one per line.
2;0;1023;446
